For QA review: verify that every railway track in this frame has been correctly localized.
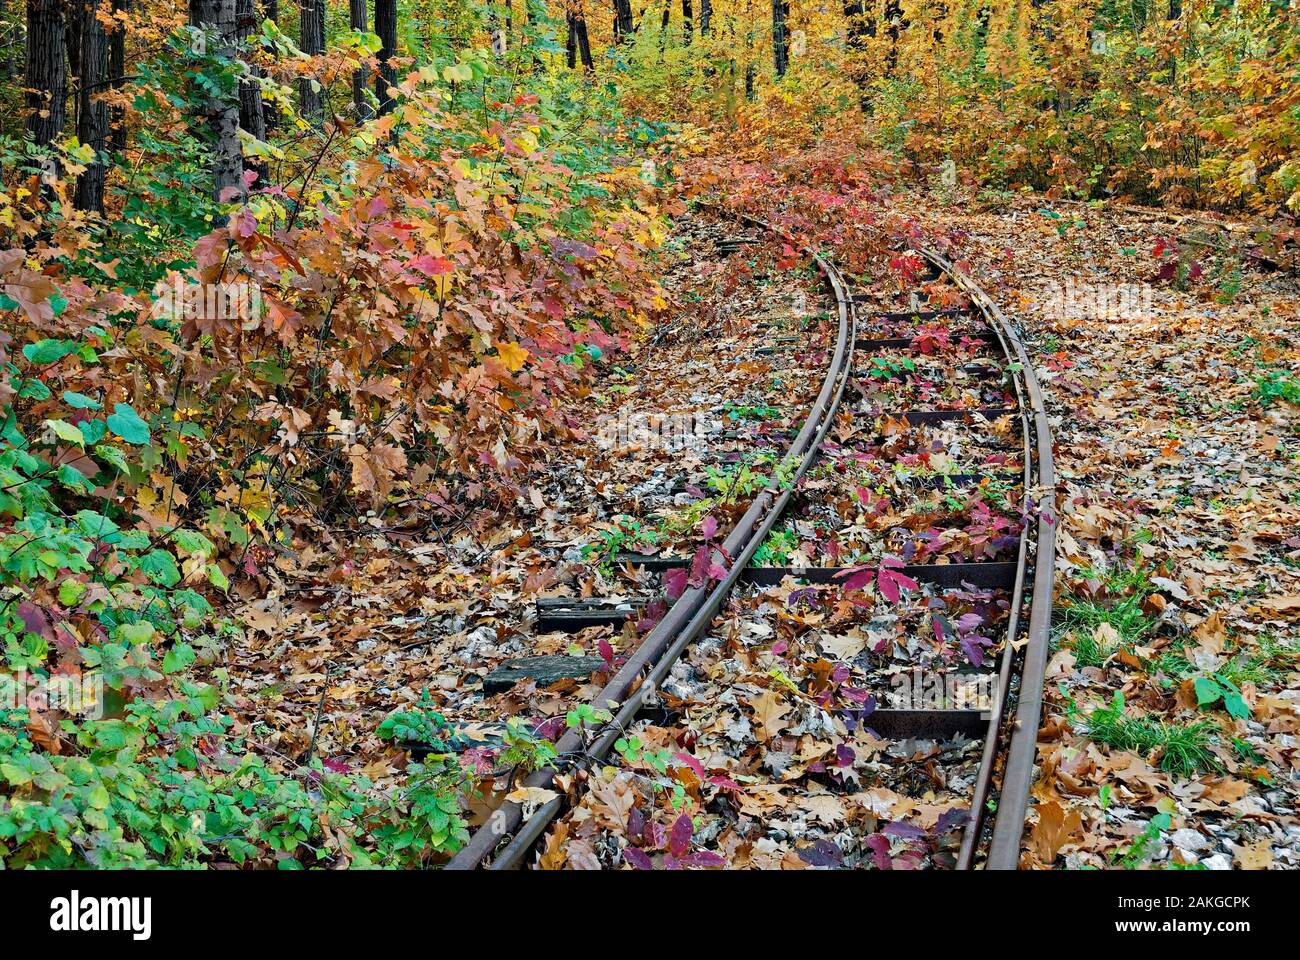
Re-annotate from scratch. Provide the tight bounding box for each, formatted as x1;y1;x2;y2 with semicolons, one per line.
444;212;1057;871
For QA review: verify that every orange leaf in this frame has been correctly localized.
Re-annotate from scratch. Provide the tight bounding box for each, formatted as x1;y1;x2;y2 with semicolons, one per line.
496;341;529;372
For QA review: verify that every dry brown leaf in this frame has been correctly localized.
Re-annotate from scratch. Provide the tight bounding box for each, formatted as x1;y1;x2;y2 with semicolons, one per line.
1031;800;1083;863
1235;839;1273;870
749;689;792;741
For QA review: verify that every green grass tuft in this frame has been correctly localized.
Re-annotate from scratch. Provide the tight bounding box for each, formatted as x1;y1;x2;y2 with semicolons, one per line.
1083;692;1219;779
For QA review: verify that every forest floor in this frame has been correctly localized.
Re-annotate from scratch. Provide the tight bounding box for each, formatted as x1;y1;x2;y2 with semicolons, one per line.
932;193;1300;868
215;192;1299;869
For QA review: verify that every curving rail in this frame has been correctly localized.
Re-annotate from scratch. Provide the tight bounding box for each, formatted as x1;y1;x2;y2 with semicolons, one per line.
445;215;857;870
444;217;1056;872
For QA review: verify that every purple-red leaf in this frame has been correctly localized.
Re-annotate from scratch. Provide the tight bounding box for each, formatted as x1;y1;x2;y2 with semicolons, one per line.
883;820;925;839
623;847;654;870
664;567;688;600
681;851;726;868
668;812;693;857
674;752;706;779
833;565;875;593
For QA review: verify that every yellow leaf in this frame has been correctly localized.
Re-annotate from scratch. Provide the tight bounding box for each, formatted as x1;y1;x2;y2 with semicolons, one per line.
496;341;529;372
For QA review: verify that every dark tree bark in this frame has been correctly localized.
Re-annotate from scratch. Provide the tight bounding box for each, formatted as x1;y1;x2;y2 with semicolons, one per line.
0;1;9;82
843;0;872;110
885;0;901;73
236;0;267;184
575;11;593;69
681;0;691;44
298;0;324;123
613;0;634;37
375;0;397;114
74;0;110;212
109;0;128;152
25;0;67;149
699;0;710;34
350;0;372;118
565;10;592;69
772;0;787;76
190;0;244;210
257;0;279;130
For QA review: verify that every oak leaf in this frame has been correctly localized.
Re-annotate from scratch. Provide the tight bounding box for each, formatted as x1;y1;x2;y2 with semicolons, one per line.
1031;800;1082;863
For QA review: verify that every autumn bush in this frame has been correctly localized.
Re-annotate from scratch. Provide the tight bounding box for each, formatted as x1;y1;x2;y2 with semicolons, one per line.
860;0;1299;212
0;12;674;866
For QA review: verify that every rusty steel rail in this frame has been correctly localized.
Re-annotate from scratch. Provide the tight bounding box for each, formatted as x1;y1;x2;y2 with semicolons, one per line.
444;221;1056;872
913;246;1058;870
444;214;858;871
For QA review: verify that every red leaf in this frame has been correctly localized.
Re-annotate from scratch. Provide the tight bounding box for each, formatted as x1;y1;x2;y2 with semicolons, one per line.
877;565;919;605
623;847;654;870
674;752;706;779
833;565;875;593
689;545;712;585
664;567;688;600
410;254;454;277
682;851;726;868
668;813;693;857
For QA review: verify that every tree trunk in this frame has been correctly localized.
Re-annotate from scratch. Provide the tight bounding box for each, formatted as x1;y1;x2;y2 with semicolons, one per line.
566;11;577;67
298;0;324;123
699;0;710;34
885;0;901;73
109;0;128;152
613;0;633;37
681;0;692;44
350;0;372;118
237;0;267;185
26;0;67;149
375;0;397;114
772;0;787;76
575;11;593;69
260;0;279;130
74;0;110;212
190;0;244;210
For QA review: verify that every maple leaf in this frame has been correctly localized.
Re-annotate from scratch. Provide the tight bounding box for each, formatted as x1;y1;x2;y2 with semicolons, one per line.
495;341;529;372
410;254;454;277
